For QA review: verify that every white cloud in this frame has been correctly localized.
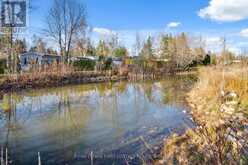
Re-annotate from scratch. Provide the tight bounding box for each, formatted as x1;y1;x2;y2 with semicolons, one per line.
204;37;222;52
198;0;248;22
204;36;241;55
240;28;248;37
167;22;181;28
228;46;241;54
205;37;222;46
236;41;248;46
93;27;116;36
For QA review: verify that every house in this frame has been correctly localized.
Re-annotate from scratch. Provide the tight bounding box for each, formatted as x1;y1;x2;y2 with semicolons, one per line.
19;52;61;71
42;54;62;65
232;60;241;64
112;57;123;67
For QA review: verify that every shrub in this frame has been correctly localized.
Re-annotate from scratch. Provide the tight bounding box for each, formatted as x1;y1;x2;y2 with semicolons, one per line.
0;59;6;74
104;58;113;70
96;56;113;70
202;54;211;65
73;59;96;71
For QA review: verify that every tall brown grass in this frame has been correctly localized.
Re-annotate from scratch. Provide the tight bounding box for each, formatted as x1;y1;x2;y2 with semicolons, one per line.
157;65;248;165
190;66;248;120
0;64;115;92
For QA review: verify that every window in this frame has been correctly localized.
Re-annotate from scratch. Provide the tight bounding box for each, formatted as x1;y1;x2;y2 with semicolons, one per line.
24;57;27;65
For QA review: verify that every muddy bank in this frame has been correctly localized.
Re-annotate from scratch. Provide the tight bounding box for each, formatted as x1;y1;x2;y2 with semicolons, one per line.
0;70;197;95
0;71;127;94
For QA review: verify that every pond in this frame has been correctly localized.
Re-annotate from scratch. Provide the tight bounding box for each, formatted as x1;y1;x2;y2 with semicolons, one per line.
0;75;196;165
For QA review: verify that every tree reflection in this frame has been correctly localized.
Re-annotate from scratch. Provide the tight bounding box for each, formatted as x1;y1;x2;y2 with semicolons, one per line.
0;76;197;164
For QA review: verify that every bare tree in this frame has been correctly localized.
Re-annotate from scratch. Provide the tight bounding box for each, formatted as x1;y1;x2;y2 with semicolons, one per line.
45;0;87;63
173;33;194;69
37;38;47;54
188;35;206;62
134;32;142;56
73;37;95;56
108;33;119;56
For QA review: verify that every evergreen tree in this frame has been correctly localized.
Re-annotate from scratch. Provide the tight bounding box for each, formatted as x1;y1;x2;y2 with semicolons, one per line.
96;40;109;57
113;47;128;58
140;36;154;60
85;39;96;56
160;34;172;60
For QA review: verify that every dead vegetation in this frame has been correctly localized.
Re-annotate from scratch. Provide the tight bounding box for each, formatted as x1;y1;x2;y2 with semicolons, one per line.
0;64;121;93
157;66;248;165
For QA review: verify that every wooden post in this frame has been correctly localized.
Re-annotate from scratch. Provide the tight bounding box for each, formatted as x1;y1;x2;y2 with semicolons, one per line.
5;148;7;165
1;147;3;165
38;152;41;165
90;151;93;165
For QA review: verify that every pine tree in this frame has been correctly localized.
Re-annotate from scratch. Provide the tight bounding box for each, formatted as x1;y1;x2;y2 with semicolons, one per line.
160;34;171;60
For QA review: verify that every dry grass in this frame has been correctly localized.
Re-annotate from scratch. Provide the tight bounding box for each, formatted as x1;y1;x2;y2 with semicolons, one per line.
0;64;116;92
189;66;248;121
157;65;248;165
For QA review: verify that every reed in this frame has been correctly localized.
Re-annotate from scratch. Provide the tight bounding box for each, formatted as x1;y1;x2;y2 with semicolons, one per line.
0;64;120;93
156;65;248;165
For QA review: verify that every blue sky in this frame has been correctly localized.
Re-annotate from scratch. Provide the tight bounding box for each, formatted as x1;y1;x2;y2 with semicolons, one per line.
28;0;248;54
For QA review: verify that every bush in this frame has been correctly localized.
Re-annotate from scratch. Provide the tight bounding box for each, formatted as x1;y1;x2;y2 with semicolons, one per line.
104;58;112;70
0;59;6;74
97;56;113;70
73;59;96;71
202;54;211;65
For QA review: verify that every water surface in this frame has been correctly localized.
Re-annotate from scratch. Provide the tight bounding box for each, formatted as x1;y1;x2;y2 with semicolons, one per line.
0;75;196;164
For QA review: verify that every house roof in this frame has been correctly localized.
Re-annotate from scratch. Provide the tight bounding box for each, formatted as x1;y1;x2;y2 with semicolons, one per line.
20;52;43;57
42;54;61;58
71;55;98;61
112;57;122;61
20;52;61;58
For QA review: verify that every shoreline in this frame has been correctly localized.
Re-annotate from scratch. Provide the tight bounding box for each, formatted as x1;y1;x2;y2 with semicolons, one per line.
0;70;197;95
0;71;127;95
0;69;198;164
157;66;248;165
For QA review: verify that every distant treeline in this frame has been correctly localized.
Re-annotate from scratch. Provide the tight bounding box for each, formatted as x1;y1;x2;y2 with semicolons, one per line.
0;0;244;75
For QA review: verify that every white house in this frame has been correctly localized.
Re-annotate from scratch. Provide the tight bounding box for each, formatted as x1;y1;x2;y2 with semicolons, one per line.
112;57;123;67
19;52;61;71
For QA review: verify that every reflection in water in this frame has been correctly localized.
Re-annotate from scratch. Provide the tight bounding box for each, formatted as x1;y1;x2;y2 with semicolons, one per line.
0;75;196;164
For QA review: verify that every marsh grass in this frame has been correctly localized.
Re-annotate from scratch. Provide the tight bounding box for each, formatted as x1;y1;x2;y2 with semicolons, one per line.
158;65;248;165
0;64;115;92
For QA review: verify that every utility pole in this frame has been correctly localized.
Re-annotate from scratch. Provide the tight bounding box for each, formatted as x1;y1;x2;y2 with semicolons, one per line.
10;24;14;74
223;37;226;64
4;0;15;74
